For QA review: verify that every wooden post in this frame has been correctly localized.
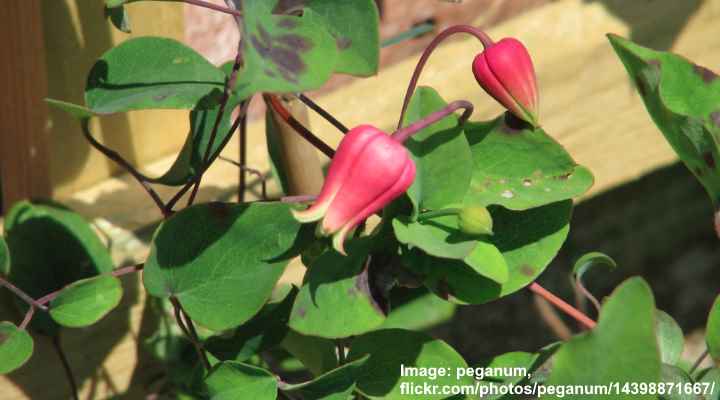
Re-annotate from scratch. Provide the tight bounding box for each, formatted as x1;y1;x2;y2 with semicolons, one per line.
0;1;51;213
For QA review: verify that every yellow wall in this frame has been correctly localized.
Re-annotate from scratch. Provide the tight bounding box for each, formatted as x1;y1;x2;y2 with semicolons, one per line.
43;1;188;197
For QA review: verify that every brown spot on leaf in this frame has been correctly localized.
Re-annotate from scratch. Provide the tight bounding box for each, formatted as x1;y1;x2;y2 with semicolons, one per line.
0;332;8;345
250;24;313;84
556;173;572;180
336;37;352;50
296;307;306;318
520;265;535;277
694;64;718;83
704;152;716;169
711;111;720;128
264;69;276;78
277;34;311;51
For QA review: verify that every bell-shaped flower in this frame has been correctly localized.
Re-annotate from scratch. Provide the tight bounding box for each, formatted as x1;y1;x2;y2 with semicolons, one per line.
472;38;539;127
292;125;416;255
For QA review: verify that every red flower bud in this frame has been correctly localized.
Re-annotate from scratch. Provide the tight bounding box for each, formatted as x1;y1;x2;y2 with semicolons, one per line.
472;38;539;127
292;125;416;255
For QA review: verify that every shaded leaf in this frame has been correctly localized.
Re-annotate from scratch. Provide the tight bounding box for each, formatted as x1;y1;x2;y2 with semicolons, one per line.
464;116;593;210
545;278;661;399
697;368;720;400
0;322;33;374
289;239;386;338
655;310;684;366
0;236;9;276
206;287;297;362
347;329;471;400
660;364;694;400
707;295;720;363
143;202;302;331
402;86;473;214
5;201;113;335
473;351;538;399
105;5;131;33
204;361;277;400
85;37;225;113
281;356;369;400
281;330;338;377
49;275;123;328
571;252;617;281
608;34;720;206
380;290;456;331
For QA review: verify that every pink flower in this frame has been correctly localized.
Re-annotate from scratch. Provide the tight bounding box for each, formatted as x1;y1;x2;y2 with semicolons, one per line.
473;38;539;127
292;125;416;255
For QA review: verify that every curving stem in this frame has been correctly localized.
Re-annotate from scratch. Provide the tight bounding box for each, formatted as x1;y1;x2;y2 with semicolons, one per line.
397;25;494;130
392;100;474;143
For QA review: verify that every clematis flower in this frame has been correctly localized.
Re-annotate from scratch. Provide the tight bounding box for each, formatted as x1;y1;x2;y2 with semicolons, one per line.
472;38;539;127
292;125;416;255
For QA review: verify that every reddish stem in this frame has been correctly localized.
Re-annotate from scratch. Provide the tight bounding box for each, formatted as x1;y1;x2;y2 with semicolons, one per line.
529;282;597;330
0;276;48;311
397;25;494;130
265;94;336;158
183;0;242;17
392;100;474;143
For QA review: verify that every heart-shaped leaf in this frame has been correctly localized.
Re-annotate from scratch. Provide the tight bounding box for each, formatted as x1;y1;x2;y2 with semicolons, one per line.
206;287;297;362
49;275;123;328
237;0;337;98
0;322;33;374
204;361;277;400
5;201;113;335
280;356;369;400
464;117;593;210
85;36;225;114
347;329;471;400
707;295;720;363
289;239;386;338
546;278;661;397
143;202;302;331
402;86;474;214
608;34;720;207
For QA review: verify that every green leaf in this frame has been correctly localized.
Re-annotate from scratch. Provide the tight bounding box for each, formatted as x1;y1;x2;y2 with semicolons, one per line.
347;329;471;400
697;368;720;399
49;275;123;328
660;364;695;400
707;295;720;363
85;36;225;113
0;235;9;276
105;5;131;33
546;277;661;399
289;239;386;338
571;252;617;281
281;356;369;400
204;361;277;400
402;86;473;213
417;201;572;304
473;351;539;399
237;0;338;97
297;0;380;76
45;98;95;119
608;34;720;206
5;201;113;335
281;330;338;376
655;310;684;366
380;290;456;331
265;107;292;195
0;322;33;374
464;117;593;210
143;202;302;331
205;287;297;362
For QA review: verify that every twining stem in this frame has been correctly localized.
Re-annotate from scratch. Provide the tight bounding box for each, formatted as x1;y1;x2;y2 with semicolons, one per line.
19;306;34;330
392;100;474;143
186;45;245;208
52;335;79;400
689;349;709;374
417;208;461;222
219;156;268;200
296;93;349;134
170;297;211;371
397;25;494;130
183;0;242;17
574;276;602;313
0;276;48;311
528;282;597;330
265;94;336;158
81;120;168;218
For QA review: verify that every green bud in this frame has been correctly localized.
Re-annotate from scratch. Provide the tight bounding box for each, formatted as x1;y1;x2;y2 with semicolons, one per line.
458;206;493;236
